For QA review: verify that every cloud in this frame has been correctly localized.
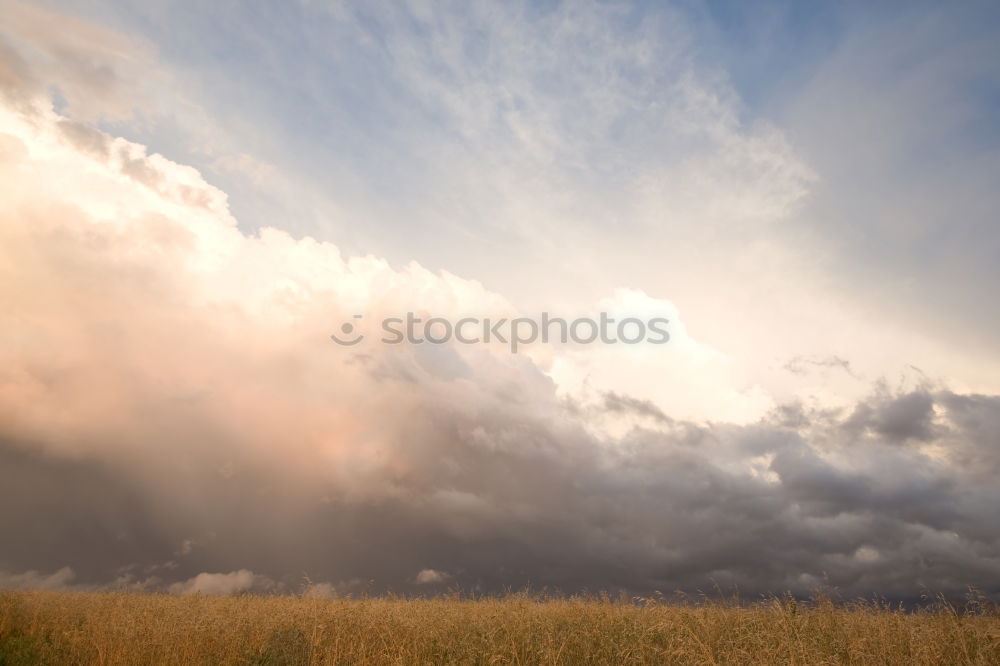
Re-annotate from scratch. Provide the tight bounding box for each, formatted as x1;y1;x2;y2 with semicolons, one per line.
2;86;1000;601
843;390;937;443
0;3;999;605
0;0;161;121
0;567;75;590
414;569;451;585
169;570;274;596
601;392;671;425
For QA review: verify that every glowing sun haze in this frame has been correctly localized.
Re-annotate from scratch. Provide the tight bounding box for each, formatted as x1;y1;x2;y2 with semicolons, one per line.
1;0;999;600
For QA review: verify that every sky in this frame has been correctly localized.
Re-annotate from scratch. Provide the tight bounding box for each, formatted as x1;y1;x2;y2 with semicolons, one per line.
1;0;999;600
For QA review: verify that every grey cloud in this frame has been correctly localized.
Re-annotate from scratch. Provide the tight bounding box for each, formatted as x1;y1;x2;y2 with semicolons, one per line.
0;566;75;590
0;442;173;582
118;146;165;189
933;392;1000;476
843;390;937;443
784;355;857;378
57;119;111;157
602;391;672;424
4;385;1000;602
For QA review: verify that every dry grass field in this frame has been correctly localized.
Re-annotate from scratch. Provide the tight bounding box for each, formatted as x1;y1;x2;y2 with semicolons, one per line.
1;590;999;665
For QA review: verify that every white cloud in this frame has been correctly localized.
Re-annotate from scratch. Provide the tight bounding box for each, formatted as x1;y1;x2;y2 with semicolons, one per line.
169;570;273;596
414;569;451;585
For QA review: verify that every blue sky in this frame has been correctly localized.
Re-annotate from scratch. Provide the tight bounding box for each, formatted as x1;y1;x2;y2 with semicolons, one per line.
55;0;998;346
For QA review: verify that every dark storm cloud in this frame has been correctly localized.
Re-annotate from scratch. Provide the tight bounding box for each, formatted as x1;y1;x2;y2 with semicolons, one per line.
936;392;1000;475
843;390;938;443
0;442;171;581
4;384;1000;601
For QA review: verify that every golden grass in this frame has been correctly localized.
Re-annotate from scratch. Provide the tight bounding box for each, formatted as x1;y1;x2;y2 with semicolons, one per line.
1;590;998;665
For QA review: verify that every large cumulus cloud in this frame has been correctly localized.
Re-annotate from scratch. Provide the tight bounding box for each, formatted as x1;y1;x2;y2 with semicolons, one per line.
2;3;1000;603
1;94;999;602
